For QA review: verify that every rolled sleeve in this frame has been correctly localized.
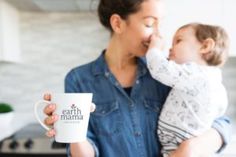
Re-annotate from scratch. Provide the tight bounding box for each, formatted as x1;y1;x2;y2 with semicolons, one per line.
66;144;71;157
212;116;232;153
87;138;99;157
66;138;99;157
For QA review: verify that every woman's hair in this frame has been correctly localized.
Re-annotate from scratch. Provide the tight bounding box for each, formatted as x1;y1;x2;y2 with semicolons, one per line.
98;0;147;33
179;23;230;66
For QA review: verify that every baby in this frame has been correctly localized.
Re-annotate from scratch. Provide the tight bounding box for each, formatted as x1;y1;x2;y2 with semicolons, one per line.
146;23;229;157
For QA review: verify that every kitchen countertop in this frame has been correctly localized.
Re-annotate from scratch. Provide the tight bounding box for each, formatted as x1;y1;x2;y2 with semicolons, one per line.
1;112;235;156
0;111;35;141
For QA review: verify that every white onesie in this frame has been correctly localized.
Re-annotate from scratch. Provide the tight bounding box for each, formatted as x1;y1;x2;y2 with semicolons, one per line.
146;48;228;157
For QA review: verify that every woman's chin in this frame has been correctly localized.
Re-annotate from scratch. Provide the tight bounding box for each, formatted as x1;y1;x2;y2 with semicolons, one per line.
142;41;150;48
141;48;149;57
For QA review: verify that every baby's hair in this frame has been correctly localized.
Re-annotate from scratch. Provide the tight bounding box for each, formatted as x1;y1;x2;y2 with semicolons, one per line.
179;23;230;66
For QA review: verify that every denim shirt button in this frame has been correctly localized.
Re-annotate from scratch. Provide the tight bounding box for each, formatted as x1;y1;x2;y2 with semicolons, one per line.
129;100;134;106
105;72;109;77
136;80;140;84
134;132;141;137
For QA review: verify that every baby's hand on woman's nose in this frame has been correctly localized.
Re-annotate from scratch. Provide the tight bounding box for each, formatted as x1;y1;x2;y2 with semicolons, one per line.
148;33;165;51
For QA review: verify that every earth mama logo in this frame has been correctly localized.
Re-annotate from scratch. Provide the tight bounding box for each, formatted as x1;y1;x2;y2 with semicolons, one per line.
60;104;83;122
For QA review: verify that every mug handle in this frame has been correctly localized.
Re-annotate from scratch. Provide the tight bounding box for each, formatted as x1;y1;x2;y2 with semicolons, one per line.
34;100;52;131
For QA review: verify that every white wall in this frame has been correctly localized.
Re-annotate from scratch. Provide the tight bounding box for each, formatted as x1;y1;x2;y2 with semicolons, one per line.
0;12;109;113
222;0;236;56
161;0;236;56
0;0;21;62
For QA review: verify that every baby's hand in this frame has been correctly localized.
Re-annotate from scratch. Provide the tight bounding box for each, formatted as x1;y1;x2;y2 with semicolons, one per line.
148;33;165;51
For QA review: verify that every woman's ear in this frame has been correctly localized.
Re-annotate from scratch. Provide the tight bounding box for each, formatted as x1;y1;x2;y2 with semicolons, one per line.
200;38;215;54
110;14;125;34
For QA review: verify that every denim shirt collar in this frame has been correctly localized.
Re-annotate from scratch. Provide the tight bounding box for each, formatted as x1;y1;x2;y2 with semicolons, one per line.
92;50;148;79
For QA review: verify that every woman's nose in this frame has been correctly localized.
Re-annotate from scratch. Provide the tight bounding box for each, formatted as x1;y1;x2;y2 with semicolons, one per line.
153;26;159;35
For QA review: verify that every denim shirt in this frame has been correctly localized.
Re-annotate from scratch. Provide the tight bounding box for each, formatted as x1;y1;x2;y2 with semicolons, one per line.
65;52;231;157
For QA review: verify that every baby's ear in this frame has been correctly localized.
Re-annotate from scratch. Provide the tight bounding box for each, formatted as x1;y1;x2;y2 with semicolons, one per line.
200;38;215;54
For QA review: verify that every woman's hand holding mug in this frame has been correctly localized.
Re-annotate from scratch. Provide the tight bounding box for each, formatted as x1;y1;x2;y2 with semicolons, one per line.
35;93;95;143
43;93;58;137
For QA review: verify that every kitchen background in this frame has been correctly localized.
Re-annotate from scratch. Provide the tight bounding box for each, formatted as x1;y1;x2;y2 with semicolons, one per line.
0;0;235;156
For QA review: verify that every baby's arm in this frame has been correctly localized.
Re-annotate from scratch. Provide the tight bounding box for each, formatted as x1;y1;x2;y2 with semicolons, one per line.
146;34;204;92
146;47;195;89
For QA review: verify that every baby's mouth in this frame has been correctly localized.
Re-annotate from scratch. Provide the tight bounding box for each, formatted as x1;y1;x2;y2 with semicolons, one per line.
168;54;174;60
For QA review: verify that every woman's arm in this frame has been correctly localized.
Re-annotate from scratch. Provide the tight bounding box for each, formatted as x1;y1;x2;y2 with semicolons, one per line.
169;116;231;157
169;128;221;157
65;69;98;157
70;142;95;157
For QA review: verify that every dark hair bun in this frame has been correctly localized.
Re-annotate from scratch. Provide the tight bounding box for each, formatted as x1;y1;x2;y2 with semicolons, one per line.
98;0;144;32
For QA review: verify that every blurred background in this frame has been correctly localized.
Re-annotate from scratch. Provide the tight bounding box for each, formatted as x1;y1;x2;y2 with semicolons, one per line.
0;0;235;156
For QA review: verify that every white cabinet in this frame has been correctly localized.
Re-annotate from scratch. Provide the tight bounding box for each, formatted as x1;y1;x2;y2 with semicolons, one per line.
0;0;21;62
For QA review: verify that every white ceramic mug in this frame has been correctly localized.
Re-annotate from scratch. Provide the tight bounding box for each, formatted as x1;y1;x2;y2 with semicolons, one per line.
34;93;93;143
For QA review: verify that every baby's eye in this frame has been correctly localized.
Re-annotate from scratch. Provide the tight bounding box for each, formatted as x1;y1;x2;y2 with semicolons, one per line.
176;39;182;43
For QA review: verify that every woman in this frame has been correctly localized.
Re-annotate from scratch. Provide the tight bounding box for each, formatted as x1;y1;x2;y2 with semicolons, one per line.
43;0;231;156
